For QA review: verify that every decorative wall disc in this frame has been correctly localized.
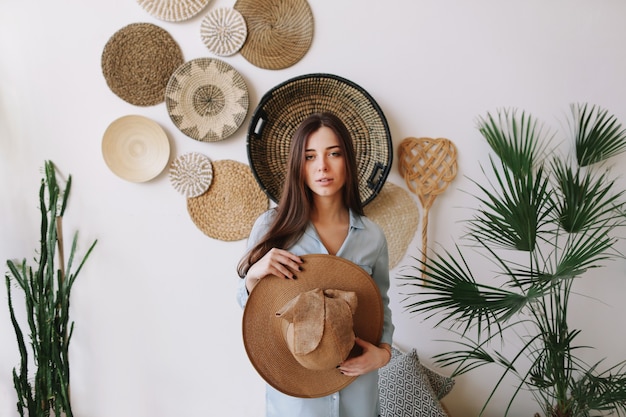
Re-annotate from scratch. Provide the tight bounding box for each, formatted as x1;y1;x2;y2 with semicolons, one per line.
169;152;214;197
101;115;170;182
363;182;419;269
201;7;247;56
234;0;314;70
136;0;213;22
166;58;249;142
187;160;268;241
101;23;183;106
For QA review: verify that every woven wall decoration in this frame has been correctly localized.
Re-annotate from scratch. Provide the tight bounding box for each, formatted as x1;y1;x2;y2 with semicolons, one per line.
200;7;247;56
234;0;314;70
166;58;249;142
247;73;392;207
169;152;214;198
398;137;458;271
101;23;183;106
363;182;419;269
136;0;212;22
101;115;171;183
187;160;268;241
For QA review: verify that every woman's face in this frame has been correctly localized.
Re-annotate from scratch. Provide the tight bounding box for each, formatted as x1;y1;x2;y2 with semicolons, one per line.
303;126;346;199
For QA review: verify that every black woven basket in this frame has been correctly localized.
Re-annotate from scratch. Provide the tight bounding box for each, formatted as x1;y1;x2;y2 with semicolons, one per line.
247;73;392;206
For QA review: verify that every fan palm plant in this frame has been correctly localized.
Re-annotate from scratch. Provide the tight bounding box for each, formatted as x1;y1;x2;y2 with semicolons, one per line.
400;104;626;417
5;161;97;417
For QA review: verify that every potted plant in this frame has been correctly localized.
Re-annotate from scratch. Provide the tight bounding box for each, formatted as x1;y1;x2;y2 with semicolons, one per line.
5;160;96;417
400;104;626;417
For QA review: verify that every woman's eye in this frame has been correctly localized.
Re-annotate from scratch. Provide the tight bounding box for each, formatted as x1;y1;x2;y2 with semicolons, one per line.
329;151;342;157
305;154;315;160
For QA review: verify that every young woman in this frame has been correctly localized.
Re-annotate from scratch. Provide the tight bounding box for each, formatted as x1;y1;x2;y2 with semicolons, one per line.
237;112;394;417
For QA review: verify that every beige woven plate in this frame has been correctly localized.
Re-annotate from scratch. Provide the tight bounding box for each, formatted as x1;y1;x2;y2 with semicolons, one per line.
200;7;247;56
187;160;268;241
364;182;419;269
137;0;213;22
169;152;213;198
101;23;183;106
102;115;170;183
234;0;314;70
166;58;249;142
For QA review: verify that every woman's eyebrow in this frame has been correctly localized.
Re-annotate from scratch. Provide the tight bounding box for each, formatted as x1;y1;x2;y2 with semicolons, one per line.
305;145;341;152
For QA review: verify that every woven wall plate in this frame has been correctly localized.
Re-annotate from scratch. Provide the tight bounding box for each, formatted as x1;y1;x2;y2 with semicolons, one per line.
102;115;170;182
363;182;419;269
200;7;247;56
166;58;249;142
169;152;213;197
137;0;212;22
187;160;268;241
102;23;184;106
234;0;313;70
247;73;392;207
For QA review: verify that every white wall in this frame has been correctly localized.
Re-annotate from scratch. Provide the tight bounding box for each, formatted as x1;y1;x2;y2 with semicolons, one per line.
2;1;626;416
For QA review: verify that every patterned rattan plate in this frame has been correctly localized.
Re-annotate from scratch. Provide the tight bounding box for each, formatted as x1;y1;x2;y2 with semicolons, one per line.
200;7;247;56
137;0;213;22
166;58;249;142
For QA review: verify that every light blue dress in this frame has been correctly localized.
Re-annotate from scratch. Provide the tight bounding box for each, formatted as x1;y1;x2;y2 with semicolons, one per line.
237;209;394;417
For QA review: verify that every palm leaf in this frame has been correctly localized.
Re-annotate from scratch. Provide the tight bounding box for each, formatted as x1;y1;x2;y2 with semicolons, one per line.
467;158;554;251
399;246;530;337
551;158;625;233
477;109;554;177
571;103;626;166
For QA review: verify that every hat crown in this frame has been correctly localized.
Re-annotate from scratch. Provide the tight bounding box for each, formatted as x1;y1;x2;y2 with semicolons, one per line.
276;288;357;370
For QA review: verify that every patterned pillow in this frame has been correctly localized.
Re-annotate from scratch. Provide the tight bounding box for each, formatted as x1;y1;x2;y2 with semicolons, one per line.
379;348;452;417
421;360;455;399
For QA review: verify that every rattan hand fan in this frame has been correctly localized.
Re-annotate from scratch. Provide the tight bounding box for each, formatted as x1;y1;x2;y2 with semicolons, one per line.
398;137;458;273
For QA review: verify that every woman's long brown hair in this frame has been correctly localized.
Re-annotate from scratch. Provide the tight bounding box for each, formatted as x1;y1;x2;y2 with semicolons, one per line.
237;112;363;278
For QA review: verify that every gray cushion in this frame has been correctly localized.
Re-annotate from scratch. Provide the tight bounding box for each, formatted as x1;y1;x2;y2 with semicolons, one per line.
379;348;453;417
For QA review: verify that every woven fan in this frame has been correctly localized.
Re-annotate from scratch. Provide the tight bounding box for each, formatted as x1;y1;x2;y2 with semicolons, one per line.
398;137;458;273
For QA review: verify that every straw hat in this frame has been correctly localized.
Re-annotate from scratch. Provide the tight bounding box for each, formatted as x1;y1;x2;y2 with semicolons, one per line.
187;160;268;241
247;73;392;207
101;23;183;106
233;0;313;69
242;254;384;398
101;115;170;182
166;58;249;142
137;0;212;22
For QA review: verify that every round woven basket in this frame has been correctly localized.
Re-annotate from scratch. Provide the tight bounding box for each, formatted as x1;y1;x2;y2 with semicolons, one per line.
363;182;419;269
165;58;249;142
137;0;212;22
187;160;268;241
234;0;313;70
101;23;183;106
246;73;392;206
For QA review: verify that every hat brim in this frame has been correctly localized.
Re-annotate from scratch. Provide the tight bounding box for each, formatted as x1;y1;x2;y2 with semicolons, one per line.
242;254;383;398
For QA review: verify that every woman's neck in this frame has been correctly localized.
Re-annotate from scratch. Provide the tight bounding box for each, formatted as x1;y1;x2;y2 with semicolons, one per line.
310;197;349;225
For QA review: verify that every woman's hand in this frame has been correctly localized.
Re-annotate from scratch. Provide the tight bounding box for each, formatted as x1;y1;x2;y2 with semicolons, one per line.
337;338;391;377
245;248;303;292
